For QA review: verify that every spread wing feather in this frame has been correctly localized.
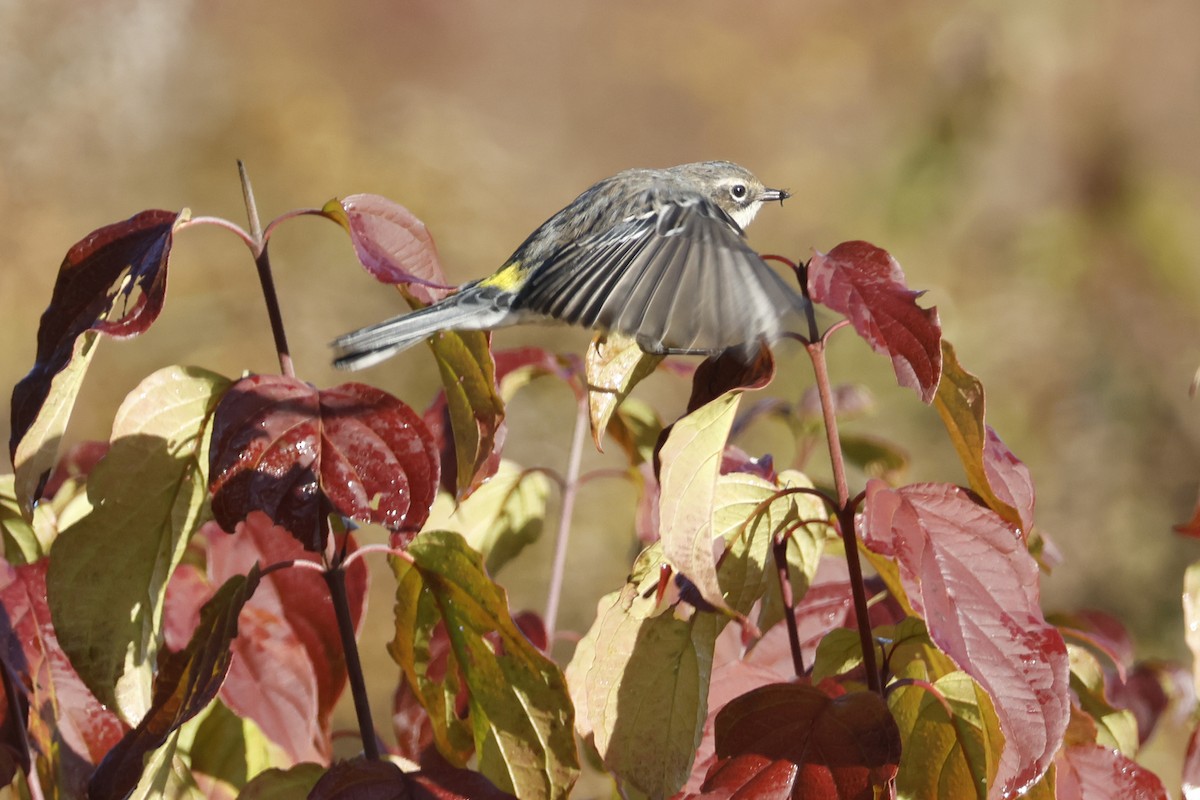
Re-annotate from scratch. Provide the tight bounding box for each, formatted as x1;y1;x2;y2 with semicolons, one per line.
513;197;805;354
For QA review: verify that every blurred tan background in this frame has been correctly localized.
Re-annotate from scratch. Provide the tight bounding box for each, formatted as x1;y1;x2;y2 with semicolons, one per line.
3;0;1200;769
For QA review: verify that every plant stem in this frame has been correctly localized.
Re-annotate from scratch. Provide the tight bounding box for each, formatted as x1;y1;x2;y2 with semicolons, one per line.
772;535;805;678
543;393;589;648
324;564;379;760
807;339;881;694
237;161;295;378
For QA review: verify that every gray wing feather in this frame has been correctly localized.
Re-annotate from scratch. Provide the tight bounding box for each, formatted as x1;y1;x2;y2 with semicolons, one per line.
513;197;805;353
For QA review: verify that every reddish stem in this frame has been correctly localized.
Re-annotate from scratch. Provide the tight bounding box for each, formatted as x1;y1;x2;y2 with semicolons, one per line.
807;336;881;695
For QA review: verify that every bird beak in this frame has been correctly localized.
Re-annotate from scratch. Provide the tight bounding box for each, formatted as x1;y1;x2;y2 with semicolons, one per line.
762;187;791;205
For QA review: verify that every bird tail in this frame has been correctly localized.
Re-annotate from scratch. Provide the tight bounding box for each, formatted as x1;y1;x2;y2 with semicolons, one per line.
332;286;511;370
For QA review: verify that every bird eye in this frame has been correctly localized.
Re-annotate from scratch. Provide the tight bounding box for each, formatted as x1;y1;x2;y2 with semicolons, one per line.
730;183;748;200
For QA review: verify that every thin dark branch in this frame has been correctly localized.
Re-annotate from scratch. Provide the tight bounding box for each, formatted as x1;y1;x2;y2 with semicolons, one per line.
325;564;379;760
773;535;805;678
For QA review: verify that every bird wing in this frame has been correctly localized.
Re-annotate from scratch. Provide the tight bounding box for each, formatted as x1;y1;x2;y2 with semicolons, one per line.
512;196;806;354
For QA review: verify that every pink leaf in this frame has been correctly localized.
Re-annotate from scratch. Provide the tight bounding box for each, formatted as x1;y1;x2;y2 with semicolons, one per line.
1055;743;1168;800
807;241;941;402
331;194;455;305
860;480;1069;796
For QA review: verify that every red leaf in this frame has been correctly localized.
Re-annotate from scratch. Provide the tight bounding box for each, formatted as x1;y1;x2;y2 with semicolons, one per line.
0;560;124;793
686;343;776;413
89;567;261;800
1108;660;1189;746
493;346;578;392
1054;743;1168;800
1176;488;1200;538
209;376;440;550
860;481;1069;795
0;653;28;787
807;241;941;402
329;194;455;306
9;210;179;462
681;683;900;799
164;518;368;762
309;756;517;800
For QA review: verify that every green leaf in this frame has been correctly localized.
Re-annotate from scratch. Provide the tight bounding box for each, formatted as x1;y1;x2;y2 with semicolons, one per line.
90;567;262;800
180;699;285;792
659;390;741;613
48;365;231;723
606;397;662;467
711;469;827;623
840;433;909;481
0;474;48;563
429;329;506;499
126;730;206;800
423;460;550;576
390;530;578;800
12;331;100;513
565;543;719;798
932;340;1022;527
1066;644;1139;755
235;764;325;799
889;668;1003;800
811;628;865;683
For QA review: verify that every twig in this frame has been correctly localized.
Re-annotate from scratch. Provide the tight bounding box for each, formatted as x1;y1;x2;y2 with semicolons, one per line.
543;392;590;646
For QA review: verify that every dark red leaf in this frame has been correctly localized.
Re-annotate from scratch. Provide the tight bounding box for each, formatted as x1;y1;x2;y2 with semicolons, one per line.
682;683;900;799
0;649;29;787
0;559;124;795
1054;743;1168;800
332;194;455;306
309;759;409;800
807;241;941;402
10;210;179;462
686;343;776;413
1108;660;1190;746
1051;610;1135;679
310;756;517;800
89;567;261;800
720;446;777;480
209;375;439;551
860;481;1070;794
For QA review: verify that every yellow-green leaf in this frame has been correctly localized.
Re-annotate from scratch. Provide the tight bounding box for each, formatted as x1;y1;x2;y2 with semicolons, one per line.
659;390;741;613
423;459;550;576
565;543;719;798
390;530;578;800
890;668;1004;800
48;365;230;723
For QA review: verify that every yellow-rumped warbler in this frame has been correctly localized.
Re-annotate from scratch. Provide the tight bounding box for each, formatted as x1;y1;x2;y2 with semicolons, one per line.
333;161;805;369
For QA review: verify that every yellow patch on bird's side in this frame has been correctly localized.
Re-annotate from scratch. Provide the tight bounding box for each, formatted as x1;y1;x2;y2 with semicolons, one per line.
478;261;528;291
